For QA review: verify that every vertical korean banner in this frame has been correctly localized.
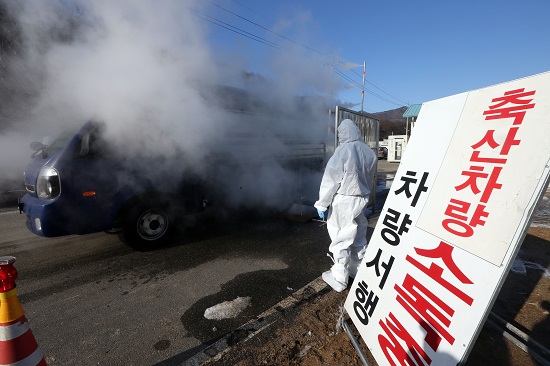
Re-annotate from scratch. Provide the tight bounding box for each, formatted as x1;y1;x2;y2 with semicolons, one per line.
345;71;550;365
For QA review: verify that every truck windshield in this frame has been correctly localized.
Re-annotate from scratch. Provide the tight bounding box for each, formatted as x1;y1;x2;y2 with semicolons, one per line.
46;128;79;154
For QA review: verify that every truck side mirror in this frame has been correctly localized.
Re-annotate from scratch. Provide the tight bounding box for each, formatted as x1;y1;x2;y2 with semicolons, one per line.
30;141;48;158
80;133;91;156
80;131;106;157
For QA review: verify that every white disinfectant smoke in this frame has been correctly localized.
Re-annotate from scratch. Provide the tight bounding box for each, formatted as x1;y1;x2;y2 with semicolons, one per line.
0;1;342;209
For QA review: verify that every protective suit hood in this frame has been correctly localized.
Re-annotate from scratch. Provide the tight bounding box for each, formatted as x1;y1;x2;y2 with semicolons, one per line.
338;119;361;144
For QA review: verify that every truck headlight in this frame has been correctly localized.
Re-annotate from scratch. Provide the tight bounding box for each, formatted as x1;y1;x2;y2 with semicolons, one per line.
37;167;61;199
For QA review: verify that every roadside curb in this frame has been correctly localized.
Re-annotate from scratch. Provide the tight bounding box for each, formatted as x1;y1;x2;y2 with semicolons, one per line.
182;277;330;366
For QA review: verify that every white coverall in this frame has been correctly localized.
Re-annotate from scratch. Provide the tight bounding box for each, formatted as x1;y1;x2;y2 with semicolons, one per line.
314;119;377;292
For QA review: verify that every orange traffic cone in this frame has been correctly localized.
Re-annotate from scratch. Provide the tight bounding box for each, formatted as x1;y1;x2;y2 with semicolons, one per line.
0;256;46;366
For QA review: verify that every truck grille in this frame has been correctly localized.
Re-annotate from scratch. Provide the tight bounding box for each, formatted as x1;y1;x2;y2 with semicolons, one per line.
25;183;35;193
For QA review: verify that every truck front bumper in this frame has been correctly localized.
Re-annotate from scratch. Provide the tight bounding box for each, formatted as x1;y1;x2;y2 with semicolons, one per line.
20;194;78;237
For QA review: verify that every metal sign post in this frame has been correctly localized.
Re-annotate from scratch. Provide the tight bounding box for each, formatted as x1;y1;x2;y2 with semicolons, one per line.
342;318;370;366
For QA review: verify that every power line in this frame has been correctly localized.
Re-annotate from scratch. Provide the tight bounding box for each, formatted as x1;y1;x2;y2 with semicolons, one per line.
203;1;405;109
208;1;327;57
351;68;408;105
232;0;273;23
334;69;403;107
197;12;281;50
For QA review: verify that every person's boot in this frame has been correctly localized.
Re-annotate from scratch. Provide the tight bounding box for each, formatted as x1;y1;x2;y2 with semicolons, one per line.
322;257;349;292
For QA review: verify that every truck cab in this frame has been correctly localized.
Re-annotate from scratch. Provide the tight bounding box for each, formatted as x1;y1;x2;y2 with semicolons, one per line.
21;122;105;237
20;121;180;249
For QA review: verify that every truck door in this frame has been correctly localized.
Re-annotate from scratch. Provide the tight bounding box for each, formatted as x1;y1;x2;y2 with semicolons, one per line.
72;126;122;234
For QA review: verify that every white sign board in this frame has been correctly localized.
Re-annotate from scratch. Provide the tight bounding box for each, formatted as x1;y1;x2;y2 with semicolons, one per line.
345;71;550;365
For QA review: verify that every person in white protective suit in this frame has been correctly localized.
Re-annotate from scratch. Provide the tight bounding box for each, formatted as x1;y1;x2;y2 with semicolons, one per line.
314;119;377;292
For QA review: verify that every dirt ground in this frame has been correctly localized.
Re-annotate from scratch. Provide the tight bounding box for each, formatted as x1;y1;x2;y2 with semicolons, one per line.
203;226;550;366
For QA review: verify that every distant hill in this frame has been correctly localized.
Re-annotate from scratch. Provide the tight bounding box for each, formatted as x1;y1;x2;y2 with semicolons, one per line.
371;106;408;139
372;106;407;123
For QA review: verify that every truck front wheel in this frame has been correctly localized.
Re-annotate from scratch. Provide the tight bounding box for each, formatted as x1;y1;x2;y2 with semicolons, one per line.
122;201;172;251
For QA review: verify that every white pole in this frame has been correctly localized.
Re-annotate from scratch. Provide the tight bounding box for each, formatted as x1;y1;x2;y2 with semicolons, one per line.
406;117;409;143
360;61;366;113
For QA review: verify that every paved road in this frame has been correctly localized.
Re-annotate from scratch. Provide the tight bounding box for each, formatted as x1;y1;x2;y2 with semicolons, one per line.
0;162;397;365
1;206;344;365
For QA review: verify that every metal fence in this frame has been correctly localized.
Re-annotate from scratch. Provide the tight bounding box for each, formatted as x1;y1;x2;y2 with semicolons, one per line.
334;106;380;150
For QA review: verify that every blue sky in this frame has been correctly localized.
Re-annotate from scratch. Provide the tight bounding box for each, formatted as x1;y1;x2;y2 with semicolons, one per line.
202;0;550;113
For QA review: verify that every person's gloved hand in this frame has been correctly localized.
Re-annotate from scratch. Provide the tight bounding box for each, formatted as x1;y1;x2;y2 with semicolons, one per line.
317;209;326;219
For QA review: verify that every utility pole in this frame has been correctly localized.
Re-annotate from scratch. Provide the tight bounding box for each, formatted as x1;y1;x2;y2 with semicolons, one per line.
360;61;366;113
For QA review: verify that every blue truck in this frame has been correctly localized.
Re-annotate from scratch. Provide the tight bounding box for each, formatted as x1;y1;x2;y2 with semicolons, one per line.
19;117;327;251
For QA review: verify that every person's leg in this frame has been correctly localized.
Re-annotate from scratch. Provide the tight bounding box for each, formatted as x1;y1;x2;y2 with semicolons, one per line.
323;195;365;291
348;197;369;278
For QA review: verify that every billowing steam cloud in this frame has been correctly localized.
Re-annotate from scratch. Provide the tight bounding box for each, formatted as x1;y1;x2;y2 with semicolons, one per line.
0;0;342;209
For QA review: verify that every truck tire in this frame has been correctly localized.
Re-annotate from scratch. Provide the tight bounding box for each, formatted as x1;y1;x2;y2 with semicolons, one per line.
122;200;172;251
